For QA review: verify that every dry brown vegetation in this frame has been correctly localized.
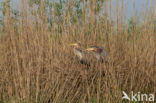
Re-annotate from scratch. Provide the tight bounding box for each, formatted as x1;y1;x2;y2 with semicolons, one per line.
0;0;156;103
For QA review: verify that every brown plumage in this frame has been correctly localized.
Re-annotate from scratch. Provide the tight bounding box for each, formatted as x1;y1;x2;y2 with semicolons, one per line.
70;43;90;68
86;46;108;63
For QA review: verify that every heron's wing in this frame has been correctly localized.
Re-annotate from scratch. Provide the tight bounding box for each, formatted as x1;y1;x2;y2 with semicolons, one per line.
101;48;108;61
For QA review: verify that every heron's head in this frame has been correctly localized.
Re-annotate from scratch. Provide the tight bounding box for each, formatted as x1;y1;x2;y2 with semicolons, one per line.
70;43;80;48
86;47;98;52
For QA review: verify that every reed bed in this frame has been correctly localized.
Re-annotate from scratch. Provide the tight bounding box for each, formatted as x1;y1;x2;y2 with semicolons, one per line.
0;0;155;103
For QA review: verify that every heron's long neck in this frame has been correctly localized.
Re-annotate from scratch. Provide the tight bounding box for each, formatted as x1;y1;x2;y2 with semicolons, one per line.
73;48;84;59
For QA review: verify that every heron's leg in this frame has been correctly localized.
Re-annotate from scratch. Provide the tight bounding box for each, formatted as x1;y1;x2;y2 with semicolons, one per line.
86;65;88;69
81;64;83;69
84;65;87;69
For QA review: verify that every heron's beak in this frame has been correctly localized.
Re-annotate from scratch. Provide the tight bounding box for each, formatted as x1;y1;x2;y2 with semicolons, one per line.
86;48;95;51
70;43;78;46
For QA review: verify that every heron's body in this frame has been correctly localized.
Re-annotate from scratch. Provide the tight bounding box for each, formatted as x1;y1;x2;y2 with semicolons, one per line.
86;46;108;63
73;48;89;66
71;43;90;68
73;48;85;60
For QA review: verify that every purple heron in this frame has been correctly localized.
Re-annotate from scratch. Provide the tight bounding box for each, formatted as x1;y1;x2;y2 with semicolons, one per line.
70;43;90;68
86;46;108;63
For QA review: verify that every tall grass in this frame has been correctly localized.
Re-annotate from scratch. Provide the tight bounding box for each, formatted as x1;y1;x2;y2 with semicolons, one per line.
0;0;156;103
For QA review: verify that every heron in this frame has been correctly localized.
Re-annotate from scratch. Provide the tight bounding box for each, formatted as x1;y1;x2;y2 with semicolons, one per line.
70;43;90;69
86;46;108;63
85;46;108;77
